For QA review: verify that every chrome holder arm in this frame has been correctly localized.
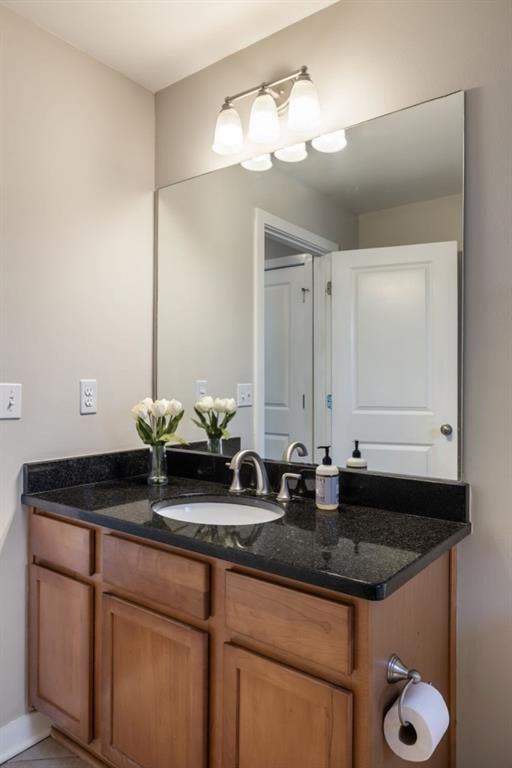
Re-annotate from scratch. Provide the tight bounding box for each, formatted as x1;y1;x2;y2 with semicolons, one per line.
387;654;422;727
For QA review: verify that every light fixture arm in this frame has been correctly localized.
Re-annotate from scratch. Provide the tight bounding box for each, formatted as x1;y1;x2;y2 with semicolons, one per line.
224;66;308;107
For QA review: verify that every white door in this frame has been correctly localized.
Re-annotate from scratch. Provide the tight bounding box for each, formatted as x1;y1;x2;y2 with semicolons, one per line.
331;242;458;479
264;258;313;460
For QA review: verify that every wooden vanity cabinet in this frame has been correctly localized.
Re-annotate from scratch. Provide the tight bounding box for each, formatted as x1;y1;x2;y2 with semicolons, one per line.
29;564;93;743
28;508;454;768
222;644;352;768
101;595;208;768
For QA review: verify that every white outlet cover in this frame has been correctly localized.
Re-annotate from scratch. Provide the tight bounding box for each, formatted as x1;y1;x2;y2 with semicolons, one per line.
195;380;208;400
236;382;253;407
0;383;22;419
80;379;97;415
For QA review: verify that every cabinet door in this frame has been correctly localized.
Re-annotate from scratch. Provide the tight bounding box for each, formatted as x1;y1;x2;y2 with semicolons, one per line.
29;565;93;743
223;645;352;768
101;595;207;768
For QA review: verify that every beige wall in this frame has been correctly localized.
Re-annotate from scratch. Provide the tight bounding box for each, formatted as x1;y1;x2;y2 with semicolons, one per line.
0;6;154;731
358;194;463;250
156;2;512;765
158;164;356;447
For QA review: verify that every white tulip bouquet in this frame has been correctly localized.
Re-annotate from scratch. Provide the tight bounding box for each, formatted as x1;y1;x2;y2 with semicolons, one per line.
192;396;237;441
131;397;186;446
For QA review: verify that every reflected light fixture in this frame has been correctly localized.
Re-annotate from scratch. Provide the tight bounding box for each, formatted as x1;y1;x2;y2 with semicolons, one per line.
274;142;308;163
240;154;273;172
312;128;347;153
212;66;321;158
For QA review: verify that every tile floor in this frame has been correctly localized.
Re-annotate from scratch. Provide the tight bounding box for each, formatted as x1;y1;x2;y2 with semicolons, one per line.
2;737;87;768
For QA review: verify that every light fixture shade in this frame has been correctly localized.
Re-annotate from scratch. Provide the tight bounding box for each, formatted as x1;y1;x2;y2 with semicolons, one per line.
274;142;308;163
212;103;243;155
241;154;273;172
288;75;321;133
248;90;280;144
312;129;347;153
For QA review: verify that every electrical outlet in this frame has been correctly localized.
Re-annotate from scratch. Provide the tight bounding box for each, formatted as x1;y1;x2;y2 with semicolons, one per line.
236;383;253;407
195;380;208;400
0;383;22;419
80;379;97;415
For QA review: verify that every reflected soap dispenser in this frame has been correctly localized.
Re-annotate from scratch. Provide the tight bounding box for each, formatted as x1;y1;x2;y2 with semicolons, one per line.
346;440;367;469
316;446;339;511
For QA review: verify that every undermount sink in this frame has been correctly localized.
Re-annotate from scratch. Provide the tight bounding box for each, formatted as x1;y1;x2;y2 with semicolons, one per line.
152;495;284;526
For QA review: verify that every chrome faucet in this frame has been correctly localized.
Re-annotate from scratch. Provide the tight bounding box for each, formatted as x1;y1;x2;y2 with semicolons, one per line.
228;449;271;496
282;441;308;463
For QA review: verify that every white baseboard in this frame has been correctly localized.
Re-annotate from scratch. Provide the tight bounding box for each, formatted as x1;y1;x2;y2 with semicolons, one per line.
0;711;51;763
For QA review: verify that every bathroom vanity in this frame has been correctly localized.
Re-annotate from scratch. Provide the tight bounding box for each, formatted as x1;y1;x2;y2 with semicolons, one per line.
23;449;469;768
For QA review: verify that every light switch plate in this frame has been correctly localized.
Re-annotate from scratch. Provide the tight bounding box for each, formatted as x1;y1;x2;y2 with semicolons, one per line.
236;382;253;407
195;380;208;400
80;379;97;415
0;383;22;419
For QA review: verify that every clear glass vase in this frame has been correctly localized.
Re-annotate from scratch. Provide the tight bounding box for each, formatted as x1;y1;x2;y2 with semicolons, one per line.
148;444;168;485
206;436;222;454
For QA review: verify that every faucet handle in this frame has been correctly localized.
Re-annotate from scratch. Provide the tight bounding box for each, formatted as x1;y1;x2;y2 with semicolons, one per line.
277;472;302;502
227;463;244;493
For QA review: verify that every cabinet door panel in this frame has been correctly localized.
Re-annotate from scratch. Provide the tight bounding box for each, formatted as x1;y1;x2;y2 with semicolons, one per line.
29;565;93;743
101;595;207;768
223;645;352;768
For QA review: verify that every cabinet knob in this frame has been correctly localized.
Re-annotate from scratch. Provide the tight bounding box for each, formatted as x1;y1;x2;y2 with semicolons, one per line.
440;424;453;436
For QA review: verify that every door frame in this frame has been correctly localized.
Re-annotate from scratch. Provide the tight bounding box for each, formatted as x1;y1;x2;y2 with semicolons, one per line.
253;209;338;454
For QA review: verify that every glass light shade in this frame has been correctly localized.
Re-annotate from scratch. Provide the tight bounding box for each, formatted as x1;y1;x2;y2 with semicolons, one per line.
212;103;243;155
288;75;321;133
312;129;347;153
240;154;272;172
274;142;308;163
248;90;280;144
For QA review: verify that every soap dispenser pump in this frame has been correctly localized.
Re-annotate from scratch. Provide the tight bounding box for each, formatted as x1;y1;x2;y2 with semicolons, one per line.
346;440;367;469
316;446;339;511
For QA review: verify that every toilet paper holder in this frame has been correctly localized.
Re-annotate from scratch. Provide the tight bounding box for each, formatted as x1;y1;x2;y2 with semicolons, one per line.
387;654;422;727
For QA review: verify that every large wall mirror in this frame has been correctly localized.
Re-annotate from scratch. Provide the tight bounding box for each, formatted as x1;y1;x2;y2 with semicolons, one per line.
156;91;464;480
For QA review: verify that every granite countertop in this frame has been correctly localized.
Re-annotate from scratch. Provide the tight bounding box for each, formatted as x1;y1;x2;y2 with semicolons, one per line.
22;472;470;600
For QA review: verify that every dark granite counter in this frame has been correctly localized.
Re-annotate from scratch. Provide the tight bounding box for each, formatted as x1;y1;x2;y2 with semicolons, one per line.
22;457;470;600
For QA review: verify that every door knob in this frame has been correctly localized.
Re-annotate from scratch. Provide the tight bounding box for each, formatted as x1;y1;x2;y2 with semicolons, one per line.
440;424;453;436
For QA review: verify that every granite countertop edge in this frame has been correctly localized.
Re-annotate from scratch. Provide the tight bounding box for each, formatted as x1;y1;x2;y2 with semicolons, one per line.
21;484;471;601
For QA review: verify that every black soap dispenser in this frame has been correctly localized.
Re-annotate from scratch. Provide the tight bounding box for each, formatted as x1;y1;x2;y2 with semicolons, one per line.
346;440;367;469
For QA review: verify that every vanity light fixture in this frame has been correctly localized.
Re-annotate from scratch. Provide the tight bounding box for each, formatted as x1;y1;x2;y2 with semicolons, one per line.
287;70;321;132
248;87;280;144
212;66;320;156
274;142;308;163
311;128;347;153
240;154;273;172
212;101;243;155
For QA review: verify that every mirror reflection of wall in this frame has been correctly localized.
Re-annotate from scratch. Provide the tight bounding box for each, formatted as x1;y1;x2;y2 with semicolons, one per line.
157;92;463;480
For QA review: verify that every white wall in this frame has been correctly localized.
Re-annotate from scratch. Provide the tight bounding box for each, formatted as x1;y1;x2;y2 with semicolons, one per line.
158;163;356;447
358;194;463;250
0;5;154;734
156;2;512;765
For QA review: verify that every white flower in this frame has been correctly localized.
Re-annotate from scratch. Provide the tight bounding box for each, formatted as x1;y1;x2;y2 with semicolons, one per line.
166;399;183;417
195;395;214;413
151;399;168;418
141;397;154;411
131;402;150;424
214;397;236;414
225;398;236;414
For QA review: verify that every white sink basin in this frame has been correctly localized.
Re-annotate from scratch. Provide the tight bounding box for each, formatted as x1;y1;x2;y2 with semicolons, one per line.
153;497;284;526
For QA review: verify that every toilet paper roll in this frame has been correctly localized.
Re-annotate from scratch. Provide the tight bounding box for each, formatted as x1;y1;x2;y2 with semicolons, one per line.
383;682;449;762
